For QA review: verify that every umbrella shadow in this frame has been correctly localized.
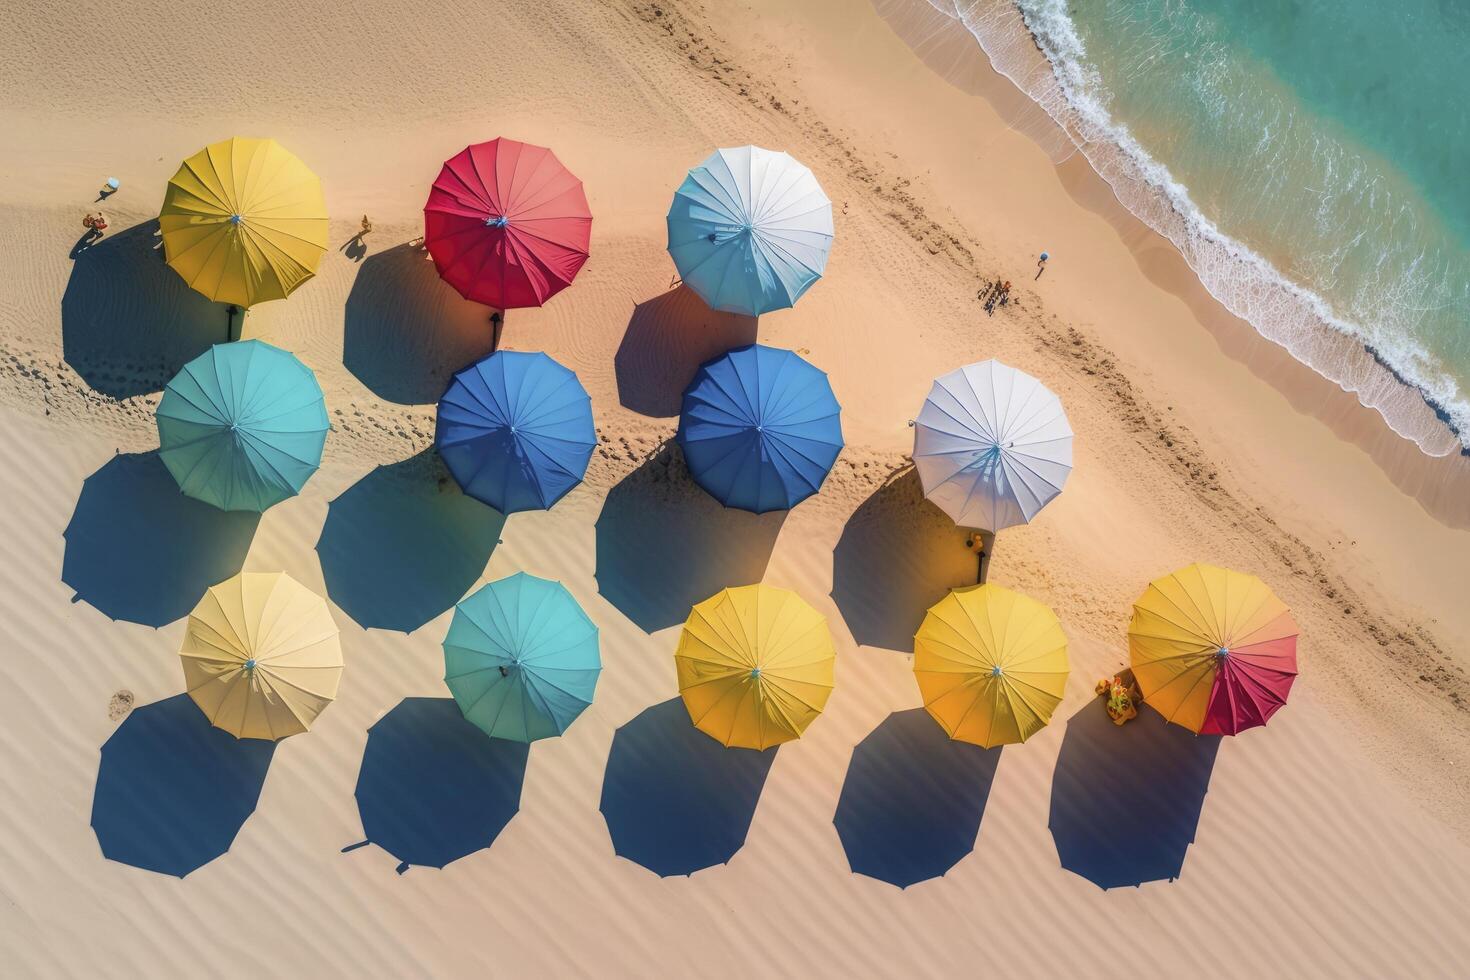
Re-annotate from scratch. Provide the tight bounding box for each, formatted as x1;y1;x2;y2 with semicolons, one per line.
91;695;277;877
613;285;758;417
352;698;529;872
594;443;784;633
833;708;1001;887
600;698;778;877
1049;701;1221;889
62;452;260;627
316;448;505;633
343;243;499;405
831;470;976;652
62;220;229;399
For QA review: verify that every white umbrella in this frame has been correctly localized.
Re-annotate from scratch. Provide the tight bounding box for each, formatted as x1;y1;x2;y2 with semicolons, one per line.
912;360;1072;531
667;146;833;316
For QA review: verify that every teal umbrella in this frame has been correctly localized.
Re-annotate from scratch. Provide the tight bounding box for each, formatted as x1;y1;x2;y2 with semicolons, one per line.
444;572;602;742
156;341;329;512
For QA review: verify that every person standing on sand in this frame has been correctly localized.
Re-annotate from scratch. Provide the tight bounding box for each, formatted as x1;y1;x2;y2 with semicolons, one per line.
1035;251;1049;280
360;215;373;238
80;212;108;247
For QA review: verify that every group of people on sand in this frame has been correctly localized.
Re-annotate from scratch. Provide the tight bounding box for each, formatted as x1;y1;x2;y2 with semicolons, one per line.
980;278;1012;314
978;252;1050;315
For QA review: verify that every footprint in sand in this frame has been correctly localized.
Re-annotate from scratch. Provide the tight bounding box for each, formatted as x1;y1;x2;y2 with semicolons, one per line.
107;690;135;722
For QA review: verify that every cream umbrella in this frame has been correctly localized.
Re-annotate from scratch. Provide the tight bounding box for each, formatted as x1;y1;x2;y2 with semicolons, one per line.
181;571;343;739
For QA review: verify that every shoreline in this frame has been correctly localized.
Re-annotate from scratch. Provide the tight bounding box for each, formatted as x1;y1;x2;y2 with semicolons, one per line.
875;0;1470;529
912;0;1470;462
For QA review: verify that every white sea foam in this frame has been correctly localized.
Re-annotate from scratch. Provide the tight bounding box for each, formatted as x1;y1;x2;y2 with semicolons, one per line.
925;0;1468;456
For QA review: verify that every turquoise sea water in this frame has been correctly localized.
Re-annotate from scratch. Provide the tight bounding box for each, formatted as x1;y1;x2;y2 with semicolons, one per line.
932;0;1470;453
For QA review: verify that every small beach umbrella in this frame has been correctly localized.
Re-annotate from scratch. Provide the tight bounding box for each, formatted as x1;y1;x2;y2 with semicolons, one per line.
914;584;1070;748
443;572;601;742
160;137;328;307
912;359;1072;531
667;146;833;316
676;584;836;750
435;350;597;514
423;138;592;309
181;572;343;740
1129;563;1298;735
676;344;843;513
156;340;329;512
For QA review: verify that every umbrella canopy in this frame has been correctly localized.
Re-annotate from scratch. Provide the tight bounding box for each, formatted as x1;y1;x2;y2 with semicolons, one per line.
676;344;843;513
157;340;329;512
676;584;836;750
912;359;1073;531
424;138;592;309
1129;563;1298;735
181;571;343;740
913;584;1070;748
443;572;602;742
667;146;833;316
160;137;328;307
435;350;597;514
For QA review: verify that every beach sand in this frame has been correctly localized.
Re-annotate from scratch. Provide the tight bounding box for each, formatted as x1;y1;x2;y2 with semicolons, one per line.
2;0;1469;975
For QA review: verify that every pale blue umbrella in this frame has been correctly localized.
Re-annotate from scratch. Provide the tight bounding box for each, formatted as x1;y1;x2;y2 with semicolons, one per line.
443;572;601;742
667;146;833;316
156;340;329;512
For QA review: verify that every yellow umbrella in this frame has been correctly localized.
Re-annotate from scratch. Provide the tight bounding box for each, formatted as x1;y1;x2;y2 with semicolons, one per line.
1129;563;1298;735
160;137;328;307
913;584;1069;748
676;585;836;750
181;571;343;740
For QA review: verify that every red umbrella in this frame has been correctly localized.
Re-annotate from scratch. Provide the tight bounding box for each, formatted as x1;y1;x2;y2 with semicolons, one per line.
423;139;592;310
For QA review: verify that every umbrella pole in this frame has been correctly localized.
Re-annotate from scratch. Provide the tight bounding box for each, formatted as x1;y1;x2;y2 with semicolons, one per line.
226;305;241;343
490;311;503;350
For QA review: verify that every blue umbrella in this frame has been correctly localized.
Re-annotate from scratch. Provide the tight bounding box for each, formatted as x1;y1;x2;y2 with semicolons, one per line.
443;572;602;741
667;146;834;316
435;351;597;514
677;344;843;513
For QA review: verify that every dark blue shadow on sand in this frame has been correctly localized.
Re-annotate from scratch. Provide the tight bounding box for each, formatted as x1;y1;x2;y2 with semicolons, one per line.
613;286;758;418
316;449;504;633
1049;701;1221;889
600;698;777;877
63;452;259;627
833;708;1001;887
342;243;497;405
354;698;528;872
91;695;276;877
594;445;783;633
831;471;976;652
62;220;229;399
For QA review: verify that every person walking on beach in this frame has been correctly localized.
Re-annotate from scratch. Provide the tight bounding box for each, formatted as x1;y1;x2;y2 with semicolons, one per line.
359;214;373;238
78;211;109;250
1035;251;1049;280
